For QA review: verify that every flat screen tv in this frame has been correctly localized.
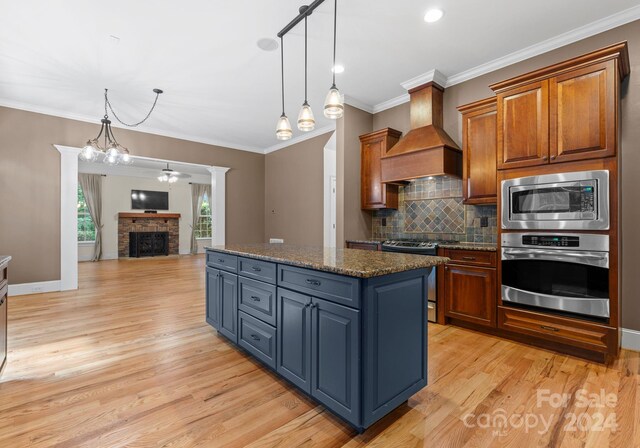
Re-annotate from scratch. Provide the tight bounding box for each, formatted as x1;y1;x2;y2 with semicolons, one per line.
131;190;169;210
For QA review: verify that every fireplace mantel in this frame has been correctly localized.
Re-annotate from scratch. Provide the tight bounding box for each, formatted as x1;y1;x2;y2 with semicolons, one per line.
118;212;181;219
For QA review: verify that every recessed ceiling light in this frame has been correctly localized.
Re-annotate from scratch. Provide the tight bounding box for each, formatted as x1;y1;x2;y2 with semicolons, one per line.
424;8;444;23
332;64;345;74
257;38;279;52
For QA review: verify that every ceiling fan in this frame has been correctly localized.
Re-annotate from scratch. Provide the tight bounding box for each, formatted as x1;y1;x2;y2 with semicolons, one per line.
157;163;191;183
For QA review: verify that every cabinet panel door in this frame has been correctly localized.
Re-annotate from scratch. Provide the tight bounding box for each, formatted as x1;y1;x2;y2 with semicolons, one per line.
205;267;220;329
311;298;360;425
277;288;311;393
550;60;616;163
444;264;496;327
361;139;385;209
462;101;497;204
219;271;238;342
497;80;549;169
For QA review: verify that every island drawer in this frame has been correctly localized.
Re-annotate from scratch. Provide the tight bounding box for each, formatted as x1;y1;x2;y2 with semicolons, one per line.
238;257;277;284
238;311;276;369
277;265;360;308
443;249;496;267
206;251;238;273
238;277;277;326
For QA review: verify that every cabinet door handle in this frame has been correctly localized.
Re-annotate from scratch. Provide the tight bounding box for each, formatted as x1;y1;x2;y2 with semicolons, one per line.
250;296;261;302
304;302;311;308
310;303;318;310
540;325;559;332
251;266;262;272
250;334;261;341
305;279;321;286
542;156;548;161
550;155;557;160
462;256;476;261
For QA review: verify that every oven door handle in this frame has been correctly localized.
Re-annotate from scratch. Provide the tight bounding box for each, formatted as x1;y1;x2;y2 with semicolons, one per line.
501;248;609;268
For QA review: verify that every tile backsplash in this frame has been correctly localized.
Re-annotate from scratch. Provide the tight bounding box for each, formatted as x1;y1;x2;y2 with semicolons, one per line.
372;177;497;243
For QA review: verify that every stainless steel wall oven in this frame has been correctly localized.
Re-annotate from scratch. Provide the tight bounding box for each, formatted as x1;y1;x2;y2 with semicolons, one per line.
501;233;610;319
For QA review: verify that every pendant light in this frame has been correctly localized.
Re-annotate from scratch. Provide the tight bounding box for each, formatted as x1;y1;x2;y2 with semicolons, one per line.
324;0;344;119
275;36;293;140
297;15;315;132
80;88;162;165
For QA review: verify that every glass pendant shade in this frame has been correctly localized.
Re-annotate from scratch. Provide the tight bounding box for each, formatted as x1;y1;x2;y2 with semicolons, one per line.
120;149;133;165
275;114;293;140
79;141;98;162
323;85;344;119
297;102;315;132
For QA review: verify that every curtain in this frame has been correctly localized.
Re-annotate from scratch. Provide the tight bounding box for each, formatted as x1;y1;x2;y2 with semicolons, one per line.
191;183;211;254
78;174;103;261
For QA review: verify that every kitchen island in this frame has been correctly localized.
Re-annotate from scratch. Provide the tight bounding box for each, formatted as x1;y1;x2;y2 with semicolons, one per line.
204;244;448;432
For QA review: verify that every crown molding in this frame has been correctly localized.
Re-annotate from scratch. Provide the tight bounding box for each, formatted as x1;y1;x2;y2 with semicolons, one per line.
372;94;410;114
0;98;265;154
343;95;374;114
263;124;336;154
445;3;640;87
400;69;447;91
371;4;640;113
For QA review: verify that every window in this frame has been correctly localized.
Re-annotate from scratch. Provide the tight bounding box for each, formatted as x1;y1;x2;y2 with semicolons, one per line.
77;186;96;242
195;193;212;239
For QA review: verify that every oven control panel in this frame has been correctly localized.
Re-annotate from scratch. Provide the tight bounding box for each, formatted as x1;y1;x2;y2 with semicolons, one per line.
522;235;580;247
580;185;596;212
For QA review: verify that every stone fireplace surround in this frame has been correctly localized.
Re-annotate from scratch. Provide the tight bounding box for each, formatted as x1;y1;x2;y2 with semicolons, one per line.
117;213;180;257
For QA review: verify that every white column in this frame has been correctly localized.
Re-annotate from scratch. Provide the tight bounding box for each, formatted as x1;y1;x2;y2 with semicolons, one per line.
54;145;81;291
208;166;230;246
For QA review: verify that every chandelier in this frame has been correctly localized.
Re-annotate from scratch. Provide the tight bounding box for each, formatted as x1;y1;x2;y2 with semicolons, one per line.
275;0;343;140
79;88;163;165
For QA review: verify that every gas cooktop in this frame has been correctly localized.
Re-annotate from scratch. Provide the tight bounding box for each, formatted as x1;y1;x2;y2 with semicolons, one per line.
381;239;458;254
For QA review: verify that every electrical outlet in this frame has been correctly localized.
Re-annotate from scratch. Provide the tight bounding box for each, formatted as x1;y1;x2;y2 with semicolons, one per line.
480;217;489;228
32;285;43;293
382;218;387;226
270;238;284;244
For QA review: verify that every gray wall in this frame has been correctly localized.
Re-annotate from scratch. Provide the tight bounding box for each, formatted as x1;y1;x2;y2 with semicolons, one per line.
371;20;640;331
0;107;265;284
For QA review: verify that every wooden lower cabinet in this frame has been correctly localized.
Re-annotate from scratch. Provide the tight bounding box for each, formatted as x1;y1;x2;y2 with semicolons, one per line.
444;264;496;328
498;306;616;354
346;241;381;251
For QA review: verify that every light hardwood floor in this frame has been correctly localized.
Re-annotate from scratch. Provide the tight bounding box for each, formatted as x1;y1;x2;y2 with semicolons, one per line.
0;256;638;447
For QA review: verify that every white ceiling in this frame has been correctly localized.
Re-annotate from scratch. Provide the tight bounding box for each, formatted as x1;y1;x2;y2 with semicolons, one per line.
79;157;212;184
1;0;639;153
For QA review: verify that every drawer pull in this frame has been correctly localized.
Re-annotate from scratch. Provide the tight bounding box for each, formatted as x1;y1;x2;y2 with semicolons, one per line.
305;279;321;286
540;325;559;332
251;266;262;272
250;334;261;341
462;256;476;261
217;258;225;263
250;296;261;302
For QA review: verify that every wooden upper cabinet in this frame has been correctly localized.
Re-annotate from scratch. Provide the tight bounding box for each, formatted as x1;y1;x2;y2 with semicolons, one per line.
491;41;629;170
360;128;401;210
496;80;549;169
458;98;497;204
550;60;616;163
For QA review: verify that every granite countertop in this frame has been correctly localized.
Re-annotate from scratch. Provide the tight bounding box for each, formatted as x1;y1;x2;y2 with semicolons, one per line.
438;242;497;252
0;256;11;268
206;244;448;278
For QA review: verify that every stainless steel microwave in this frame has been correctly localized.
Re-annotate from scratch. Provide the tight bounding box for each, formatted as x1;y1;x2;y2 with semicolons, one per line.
501;170;609;230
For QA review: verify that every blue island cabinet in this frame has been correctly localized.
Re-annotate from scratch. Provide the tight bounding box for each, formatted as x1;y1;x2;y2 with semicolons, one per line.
205;249;430;432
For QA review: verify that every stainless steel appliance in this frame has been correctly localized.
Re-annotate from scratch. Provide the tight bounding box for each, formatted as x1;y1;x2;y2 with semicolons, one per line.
382;240;453;323
501;170;609;230
501;232;610;319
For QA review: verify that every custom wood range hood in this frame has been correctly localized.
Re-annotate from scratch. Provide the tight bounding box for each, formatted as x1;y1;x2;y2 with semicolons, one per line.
381;82;462;183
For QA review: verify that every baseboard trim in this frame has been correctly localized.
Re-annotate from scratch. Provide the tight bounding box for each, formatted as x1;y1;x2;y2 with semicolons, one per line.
9;280;62;296
622;328;640;352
